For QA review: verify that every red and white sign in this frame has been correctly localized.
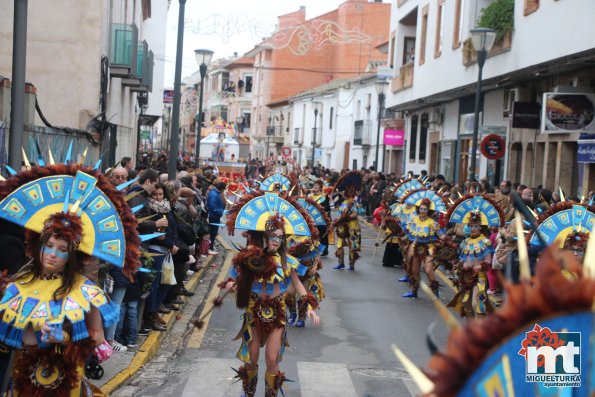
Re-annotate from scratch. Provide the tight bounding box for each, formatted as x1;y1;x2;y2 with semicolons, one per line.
480;134;506;160
281;146;292;157
384;129;405;146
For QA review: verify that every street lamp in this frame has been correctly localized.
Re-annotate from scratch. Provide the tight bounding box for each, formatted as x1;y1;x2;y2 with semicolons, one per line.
374;79;389;173
468;27;496;182
311;102;322;168
194;48;214;168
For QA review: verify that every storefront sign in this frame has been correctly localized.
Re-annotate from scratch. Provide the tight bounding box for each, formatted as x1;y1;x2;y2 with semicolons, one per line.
512;102;541;129
384;129;404;146
480;134;506;160
542;93;595;133
577;140;595;163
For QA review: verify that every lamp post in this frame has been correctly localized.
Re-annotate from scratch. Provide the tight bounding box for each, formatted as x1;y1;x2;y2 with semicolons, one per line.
468;27;496;182
194;49;214;168
311;102;322;168
374;79;389;172
167;0;188;180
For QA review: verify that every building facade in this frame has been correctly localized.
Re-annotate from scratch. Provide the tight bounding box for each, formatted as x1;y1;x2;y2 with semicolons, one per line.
0;0;161;166
248;0;391;159
383;0;595;195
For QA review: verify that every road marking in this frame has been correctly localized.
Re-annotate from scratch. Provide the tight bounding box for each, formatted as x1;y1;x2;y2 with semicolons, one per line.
298;362;358;397
179;357;417;397
187;253;233;348
181;358;241;397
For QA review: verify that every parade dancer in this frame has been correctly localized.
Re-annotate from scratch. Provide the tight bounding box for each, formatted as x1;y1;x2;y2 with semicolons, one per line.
285;197;330;327
391;178;426;282
448;213;495;317
224;192;320;397
445;194;504;317
308;180;331;256
332;171;363;271
0;161;143;396
401;190;447;298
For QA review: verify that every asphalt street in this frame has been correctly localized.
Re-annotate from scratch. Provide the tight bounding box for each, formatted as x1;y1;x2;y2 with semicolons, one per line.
113;219;450;397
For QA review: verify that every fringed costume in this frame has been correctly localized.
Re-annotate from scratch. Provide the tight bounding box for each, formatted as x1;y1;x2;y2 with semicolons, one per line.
286;235;326;327
0;161;142;397
332;172;363;271
402;190;447;298
442;194;504;317
225;191;320;397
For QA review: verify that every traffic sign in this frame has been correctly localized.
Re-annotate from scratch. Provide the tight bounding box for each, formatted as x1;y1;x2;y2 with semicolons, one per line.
281;146;291;157
480;134;506;160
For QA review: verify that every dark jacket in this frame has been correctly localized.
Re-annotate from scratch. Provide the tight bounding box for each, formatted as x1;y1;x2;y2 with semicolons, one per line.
127;185;158;235
207;188;225;221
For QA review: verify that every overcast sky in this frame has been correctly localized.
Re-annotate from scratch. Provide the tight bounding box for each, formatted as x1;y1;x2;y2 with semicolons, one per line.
163;0;348;86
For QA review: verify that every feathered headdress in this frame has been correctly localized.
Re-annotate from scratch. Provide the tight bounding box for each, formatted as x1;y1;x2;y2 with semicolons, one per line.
0;162;143;277
333;171;363;196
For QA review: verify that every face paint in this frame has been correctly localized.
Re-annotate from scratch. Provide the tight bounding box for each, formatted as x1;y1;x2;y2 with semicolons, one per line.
267;235;283;243
42;246;69;260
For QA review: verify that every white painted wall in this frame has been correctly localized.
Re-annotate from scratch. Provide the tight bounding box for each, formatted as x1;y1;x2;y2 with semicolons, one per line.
386;0;595;109
143;0;168;118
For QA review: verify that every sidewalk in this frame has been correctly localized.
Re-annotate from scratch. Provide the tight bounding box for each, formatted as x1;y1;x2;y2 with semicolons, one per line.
93;253;215;395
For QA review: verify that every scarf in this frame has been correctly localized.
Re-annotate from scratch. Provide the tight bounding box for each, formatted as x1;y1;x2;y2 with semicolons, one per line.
148;198;171;214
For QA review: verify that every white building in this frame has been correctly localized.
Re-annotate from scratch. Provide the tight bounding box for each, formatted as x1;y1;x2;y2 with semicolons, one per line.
269;74;394;173
385;0;595;194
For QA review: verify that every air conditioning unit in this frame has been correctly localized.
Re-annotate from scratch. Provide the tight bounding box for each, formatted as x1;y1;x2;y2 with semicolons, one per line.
503;88;518;116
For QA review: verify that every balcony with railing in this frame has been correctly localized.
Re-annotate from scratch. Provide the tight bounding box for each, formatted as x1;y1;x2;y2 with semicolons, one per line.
123;41;154;92
266;125;284;144
109;24;138;78
353;120;372;147
391;62;414;92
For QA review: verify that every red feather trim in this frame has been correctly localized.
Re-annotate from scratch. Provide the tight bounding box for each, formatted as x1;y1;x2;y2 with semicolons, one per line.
0;164;141;278
232;246;277;280
12;340;94;397
252;295;286;334
288;240;312;257
300;292;319;310
425;246;594;396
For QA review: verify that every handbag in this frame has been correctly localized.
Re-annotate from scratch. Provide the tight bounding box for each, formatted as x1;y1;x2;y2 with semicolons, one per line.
161;253;177;285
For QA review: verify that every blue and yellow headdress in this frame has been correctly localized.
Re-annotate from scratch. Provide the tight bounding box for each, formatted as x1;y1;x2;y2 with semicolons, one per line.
259;173;292;192
394;178;426;200
225;191;318;238
446;194;504;227
528;201;595;248
403;189;447;213
0;160;146;275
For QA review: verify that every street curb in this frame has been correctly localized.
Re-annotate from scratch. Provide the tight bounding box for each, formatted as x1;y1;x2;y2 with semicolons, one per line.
100;254;214;396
